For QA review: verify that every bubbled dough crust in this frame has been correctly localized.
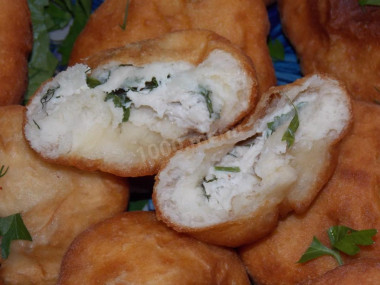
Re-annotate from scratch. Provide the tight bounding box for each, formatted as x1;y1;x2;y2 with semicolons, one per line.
0;106;129;285
69;0;275;94
57;211;251;285
278;0;380;102
239;101;380;285
153;74;352;248
0;0;32;105
26;30;258;178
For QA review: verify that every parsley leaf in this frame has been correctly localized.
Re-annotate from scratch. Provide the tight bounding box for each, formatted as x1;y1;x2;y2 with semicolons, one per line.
268;38;285;61
26;0;92;102
105;89;131;122
298;236;343;265
358;0;380;6
298;225;377;266
0;214;33;259
328;225;377;256
26;0;59;102
58;0;92;65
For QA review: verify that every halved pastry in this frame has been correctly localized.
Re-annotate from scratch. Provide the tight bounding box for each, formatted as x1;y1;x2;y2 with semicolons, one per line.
153;74;352;247
24;30;258;177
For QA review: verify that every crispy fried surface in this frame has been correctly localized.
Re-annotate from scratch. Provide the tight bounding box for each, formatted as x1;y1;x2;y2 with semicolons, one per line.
0;0;32;105
278;0;380;102
0;106;129;285
69;0;275;93
239;101;380;285
58;211;250;285
303;259;380;285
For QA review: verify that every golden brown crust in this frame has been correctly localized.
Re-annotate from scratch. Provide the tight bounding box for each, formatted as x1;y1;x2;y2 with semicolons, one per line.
69;0;275;93
58;211;251;285
278;0;380;102
239;101;380;285
153;74;352;248
0;0;32;105
25;30;259;178
302;259;380;285
0;105;129;284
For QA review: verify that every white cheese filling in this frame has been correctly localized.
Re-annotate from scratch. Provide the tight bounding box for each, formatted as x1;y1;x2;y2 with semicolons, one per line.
25;50;251;158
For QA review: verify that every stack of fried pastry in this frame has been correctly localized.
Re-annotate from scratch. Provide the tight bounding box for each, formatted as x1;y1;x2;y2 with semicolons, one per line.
69;0;276;94
278;0;380;102
0;106;129;284
2;0;379;284
0;0;32;105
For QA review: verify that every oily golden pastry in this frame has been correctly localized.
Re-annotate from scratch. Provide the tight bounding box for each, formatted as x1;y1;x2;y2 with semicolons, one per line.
303;259;380;285
0;105;129;285
57;211;251;285
278;0;380;102
69;0;275;94
0;0;32;105
153;74;352;247
239;101;380;285
24;30;259;177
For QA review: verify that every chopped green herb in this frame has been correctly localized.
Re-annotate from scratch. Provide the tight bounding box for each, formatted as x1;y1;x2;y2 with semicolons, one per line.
358;0;380;6
0;213;32;259
119;0;130;30
105;89;131;122
199;86;214;118
40;86;60;109
282;100;300;149
200;176;216;200
0;165;9;178
267;102;305;143
33;120;41;130
140;77;159;91
268;38;285;61
214;166;241;172
204;175;217;183
298;225;377;266
86;76;102;88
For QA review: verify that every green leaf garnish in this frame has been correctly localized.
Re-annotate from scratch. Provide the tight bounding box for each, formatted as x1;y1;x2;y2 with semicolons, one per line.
86;76;102;88
199;86;214;118
358;0;380;6
328;225;377;256
0;213;32;259
105;89;131;122
268;38;285;61
281;101;299;148
26;0;59;102
58;0;92;65
26;0;92;102
0;165;9;177
298;236;343;265
214;166;241;172
298;225;377;266
119;0;130;30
